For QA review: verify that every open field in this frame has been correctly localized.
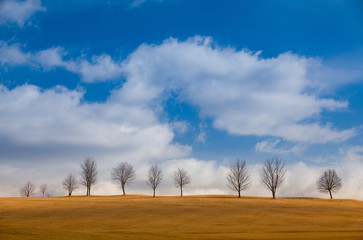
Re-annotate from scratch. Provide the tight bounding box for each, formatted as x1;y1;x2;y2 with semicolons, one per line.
1;195;363;240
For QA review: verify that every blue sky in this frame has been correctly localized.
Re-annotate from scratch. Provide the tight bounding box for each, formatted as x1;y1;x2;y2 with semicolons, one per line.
1;0;363;198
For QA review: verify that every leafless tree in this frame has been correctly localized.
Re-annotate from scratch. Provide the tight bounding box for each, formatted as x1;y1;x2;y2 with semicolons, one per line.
147;163;163;197
317;169;342;199
260;157;286;199
111;162;135;195
20;181;35;197
80;157;97;196
39;184;48;197
63;173;79;196
226;159;251;198
173;168;191;197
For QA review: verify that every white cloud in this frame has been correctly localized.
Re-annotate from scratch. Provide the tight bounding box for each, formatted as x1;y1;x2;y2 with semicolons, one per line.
171;120;188;134
3;84;188;150
1;37;353;141
195;131;206;144
76;55;123;82
0;42;123;82
0;84;190;157
0;41;31;65
33;47;70;70
195;123;207;144
0;0;45;27
0;37;356;142
255;139;302;155
121;36;355;143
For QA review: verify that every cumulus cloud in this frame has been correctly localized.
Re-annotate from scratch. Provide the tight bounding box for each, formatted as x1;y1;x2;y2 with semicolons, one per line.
0;41;31;65
0;0;45;27
0;84;190;152
0;37;357;143
121;36;355;143
76;55;123;82
0;42;123;82
33;47;70;70
0;37;355;141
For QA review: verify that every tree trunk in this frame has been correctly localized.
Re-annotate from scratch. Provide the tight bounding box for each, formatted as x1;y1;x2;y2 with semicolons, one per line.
68;192;71;196
180;185;183;197
238;190;241;198
272;191;276;199
122;184;125;195
329;190;333;199
153;188;155;198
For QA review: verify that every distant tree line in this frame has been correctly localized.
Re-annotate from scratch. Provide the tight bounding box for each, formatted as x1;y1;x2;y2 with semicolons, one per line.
19;157;342;199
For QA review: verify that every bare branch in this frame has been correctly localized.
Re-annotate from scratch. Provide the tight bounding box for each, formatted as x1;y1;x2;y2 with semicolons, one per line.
317;169;342;199
63;173;79;196
111;162;135;195
39;184;48;197
80;157;97;196
20;181;35;197
260;157;286;199
147;163;163;197
226;159;251;198
173;168;191;197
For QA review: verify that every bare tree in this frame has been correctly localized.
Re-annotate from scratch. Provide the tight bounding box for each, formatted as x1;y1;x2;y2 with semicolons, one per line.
111;162;135;195
80;157;97;196
226;159;251;198
147;164;163;197
317;169;342;199
20;181;35;197
63;173;79;196
260;157;286;199
173;168;191;197
39;184;48;197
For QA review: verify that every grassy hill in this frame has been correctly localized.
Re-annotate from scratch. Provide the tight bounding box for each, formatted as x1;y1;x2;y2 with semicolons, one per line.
1;195;363;239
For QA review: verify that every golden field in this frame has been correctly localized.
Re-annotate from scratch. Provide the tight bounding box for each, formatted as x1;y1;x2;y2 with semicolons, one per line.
1;195;363;240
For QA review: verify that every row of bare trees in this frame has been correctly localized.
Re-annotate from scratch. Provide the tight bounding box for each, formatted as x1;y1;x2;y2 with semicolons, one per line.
59;158;190;198
19;182;50;197
227;157;286;199
227;157;342;199
20;157;342;199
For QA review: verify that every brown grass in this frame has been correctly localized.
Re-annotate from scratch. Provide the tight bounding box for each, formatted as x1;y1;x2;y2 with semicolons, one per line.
1;195;363;239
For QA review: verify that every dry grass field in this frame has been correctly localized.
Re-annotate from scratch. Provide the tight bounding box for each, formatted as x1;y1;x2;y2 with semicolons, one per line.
1;195;363;240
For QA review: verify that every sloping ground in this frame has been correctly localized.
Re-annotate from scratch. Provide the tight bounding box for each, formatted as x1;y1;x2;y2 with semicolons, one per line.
1;195;363;240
